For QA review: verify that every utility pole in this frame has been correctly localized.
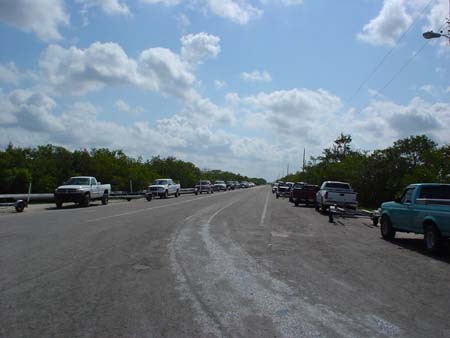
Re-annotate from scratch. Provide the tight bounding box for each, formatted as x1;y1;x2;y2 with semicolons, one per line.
287;163;289;177
302;148;306;172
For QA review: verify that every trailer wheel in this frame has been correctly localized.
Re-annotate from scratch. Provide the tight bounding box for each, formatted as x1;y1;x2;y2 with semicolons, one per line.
15;201;25;212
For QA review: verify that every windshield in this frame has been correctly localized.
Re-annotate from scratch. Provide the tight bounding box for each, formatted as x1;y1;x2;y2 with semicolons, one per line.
153;180;169;185
325;183;351;190
65;177;90;185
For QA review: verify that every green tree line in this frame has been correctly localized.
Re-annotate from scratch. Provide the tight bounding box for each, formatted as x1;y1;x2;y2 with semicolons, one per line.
0;144;266;194
280;134;450;208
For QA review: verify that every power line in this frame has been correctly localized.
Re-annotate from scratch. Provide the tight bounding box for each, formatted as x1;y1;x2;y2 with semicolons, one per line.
377;17;449;94
347;0;437;105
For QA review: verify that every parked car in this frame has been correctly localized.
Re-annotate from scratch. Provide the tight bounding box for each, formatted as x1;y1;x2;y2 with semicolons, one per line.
240;181;249;188
195;180;213;194
147;178;180;200
380;183;450;253
54;176;111;208
214;180;227;191
315;181;357;212
226;181;235;190
276;182;293;199
290;183;320;206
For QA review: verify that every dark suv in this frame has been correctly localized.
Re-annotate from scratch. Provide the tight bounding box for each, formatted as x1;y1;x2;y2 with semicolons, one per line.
195;180;213;195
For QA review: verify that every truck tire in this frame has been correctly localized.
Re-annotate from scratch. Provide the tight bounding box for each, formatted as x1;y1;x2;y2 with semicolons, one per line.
380;216;395;240
315;203;320;212
15;201;25;212
424;223;442;253
295;201;299;207
101;193;109;205
56;201;63;209
146;194;153;201
276;194;279;199
83;193;91;207
175;190;180;198
164;190;168;199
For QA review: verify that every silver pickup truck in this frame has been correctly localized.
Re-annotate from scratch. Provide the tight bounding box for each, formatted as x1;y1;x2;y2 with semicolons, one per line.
315;181;358;212
54;176;111;208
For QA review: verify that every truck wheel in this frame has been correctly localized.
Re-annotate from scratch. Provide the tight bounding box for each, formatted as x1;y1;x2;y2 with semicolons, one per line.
315;203;320;212
211;190;214;194
101;194;109;205
83;193;91;207
164;190;168;199
380;216;395;240
15;201;25;212
276;194;279;199
321;205;327;213
175;190;180;198
424;224;442;253
195;192;198;195
146;194;153;201
295;201;299;207
56;201;63;209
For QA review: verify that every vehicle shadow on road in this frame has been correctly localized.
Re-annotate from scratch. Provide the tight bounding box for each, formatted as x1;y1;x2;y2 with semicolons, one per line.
45;203;102;211
390;237;450;263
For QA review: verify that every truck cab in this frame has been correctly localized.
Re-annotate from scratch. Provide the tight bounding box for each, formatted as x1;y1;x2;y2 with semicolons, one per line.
380;184;450;253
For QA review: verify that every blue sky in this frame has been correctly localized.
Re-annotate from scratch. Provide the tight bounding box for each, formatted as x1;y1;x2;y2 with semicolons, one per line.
0;0;449;180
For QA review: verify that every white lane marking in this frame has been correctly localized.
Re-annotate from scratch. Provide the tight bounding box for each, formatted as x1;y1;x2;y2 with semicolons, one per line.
260;188;271;226
87;191;233;223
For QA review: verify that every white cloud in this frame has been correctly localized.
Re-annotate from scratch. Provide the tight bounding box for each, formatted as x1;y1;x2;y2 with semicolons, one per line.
77;0;131;16
180;32;221;66
206;0;262;25
0;63;20;86
357;0;412;46
420;84;433;94
214;80;226;89
142;0;262;24
0;0;69;42
114;99;144;115
357;0;448;47
241;70;272;83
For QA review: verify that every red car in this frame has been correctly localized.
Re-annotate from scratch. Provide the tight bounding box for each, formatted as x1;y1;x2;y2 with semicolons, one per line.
290;183;319;206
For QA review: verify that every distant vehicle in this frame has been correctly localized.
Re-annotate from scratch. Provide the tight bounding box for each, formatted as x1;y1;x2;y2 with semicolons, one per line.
248;182;255;187
240;181;250;188
214;180;227;191
147;178;180;200
195;180;213;195
276;182;293;199
290;183;319;206
226;181;235;190
272;182;279;194
315;181;357;212
380;183;450;253
54;176;111;208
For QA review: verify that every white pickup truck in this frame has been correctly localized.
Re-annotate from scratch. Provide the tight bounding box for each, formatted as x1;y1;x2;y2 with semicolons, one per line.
54;176;111;208
146;178;180;200
315;181;358;212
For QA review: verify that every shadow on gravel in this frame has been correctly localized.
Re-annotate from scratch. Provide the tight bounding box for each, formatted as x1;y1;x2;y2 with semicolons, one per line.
390;237;450;263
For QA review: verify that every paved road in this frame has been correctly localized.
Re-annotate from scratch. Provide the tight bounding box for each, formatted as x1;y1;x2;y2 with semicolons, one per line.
1;187;449;338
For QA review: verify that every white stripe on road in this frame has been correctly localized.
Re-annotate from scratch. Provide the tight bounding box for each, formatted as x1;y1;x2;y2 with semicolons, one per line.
260;188;271;226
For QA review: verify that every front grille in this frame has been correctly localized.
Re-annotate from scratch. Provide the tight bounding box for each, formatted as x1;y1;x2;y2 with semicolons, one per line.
57;188;78;193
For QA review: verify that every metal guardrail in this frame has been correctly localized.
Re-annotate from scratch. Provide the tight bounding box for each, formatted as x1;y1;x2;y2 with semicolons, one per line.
0;188;199;203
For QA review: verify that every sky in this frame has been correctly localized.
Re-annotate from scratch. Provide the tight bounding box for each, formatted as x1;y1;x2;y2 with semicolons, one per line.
0;0;449;181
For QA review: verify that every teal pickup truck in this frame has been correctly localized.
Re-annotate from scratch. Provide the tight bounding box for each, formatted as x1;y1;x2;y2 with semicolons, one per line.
380;183;450;253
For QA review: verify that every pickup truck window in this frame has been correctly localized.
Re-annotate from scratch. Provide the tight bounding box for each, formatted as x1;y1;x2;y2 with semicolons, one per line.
91;178;97;185
419;185;450;199
154;180;169;185
401;188;414;204
325;183;350;190
66;177;90;185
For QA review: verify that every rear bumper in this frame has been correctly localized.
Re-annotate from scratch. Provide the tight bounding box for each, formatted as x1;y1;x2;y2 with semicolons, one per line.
324;201;358;208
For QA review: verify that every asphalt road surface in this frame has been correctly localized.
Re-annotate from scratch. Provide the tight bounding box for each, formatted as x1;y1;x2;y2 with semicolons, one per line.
1;187;449;338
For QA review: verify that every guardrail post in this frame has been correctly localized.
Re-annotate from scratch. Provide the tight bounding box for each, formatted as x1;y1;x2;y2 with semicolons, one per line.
27;182;32;206
129;180;133;193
